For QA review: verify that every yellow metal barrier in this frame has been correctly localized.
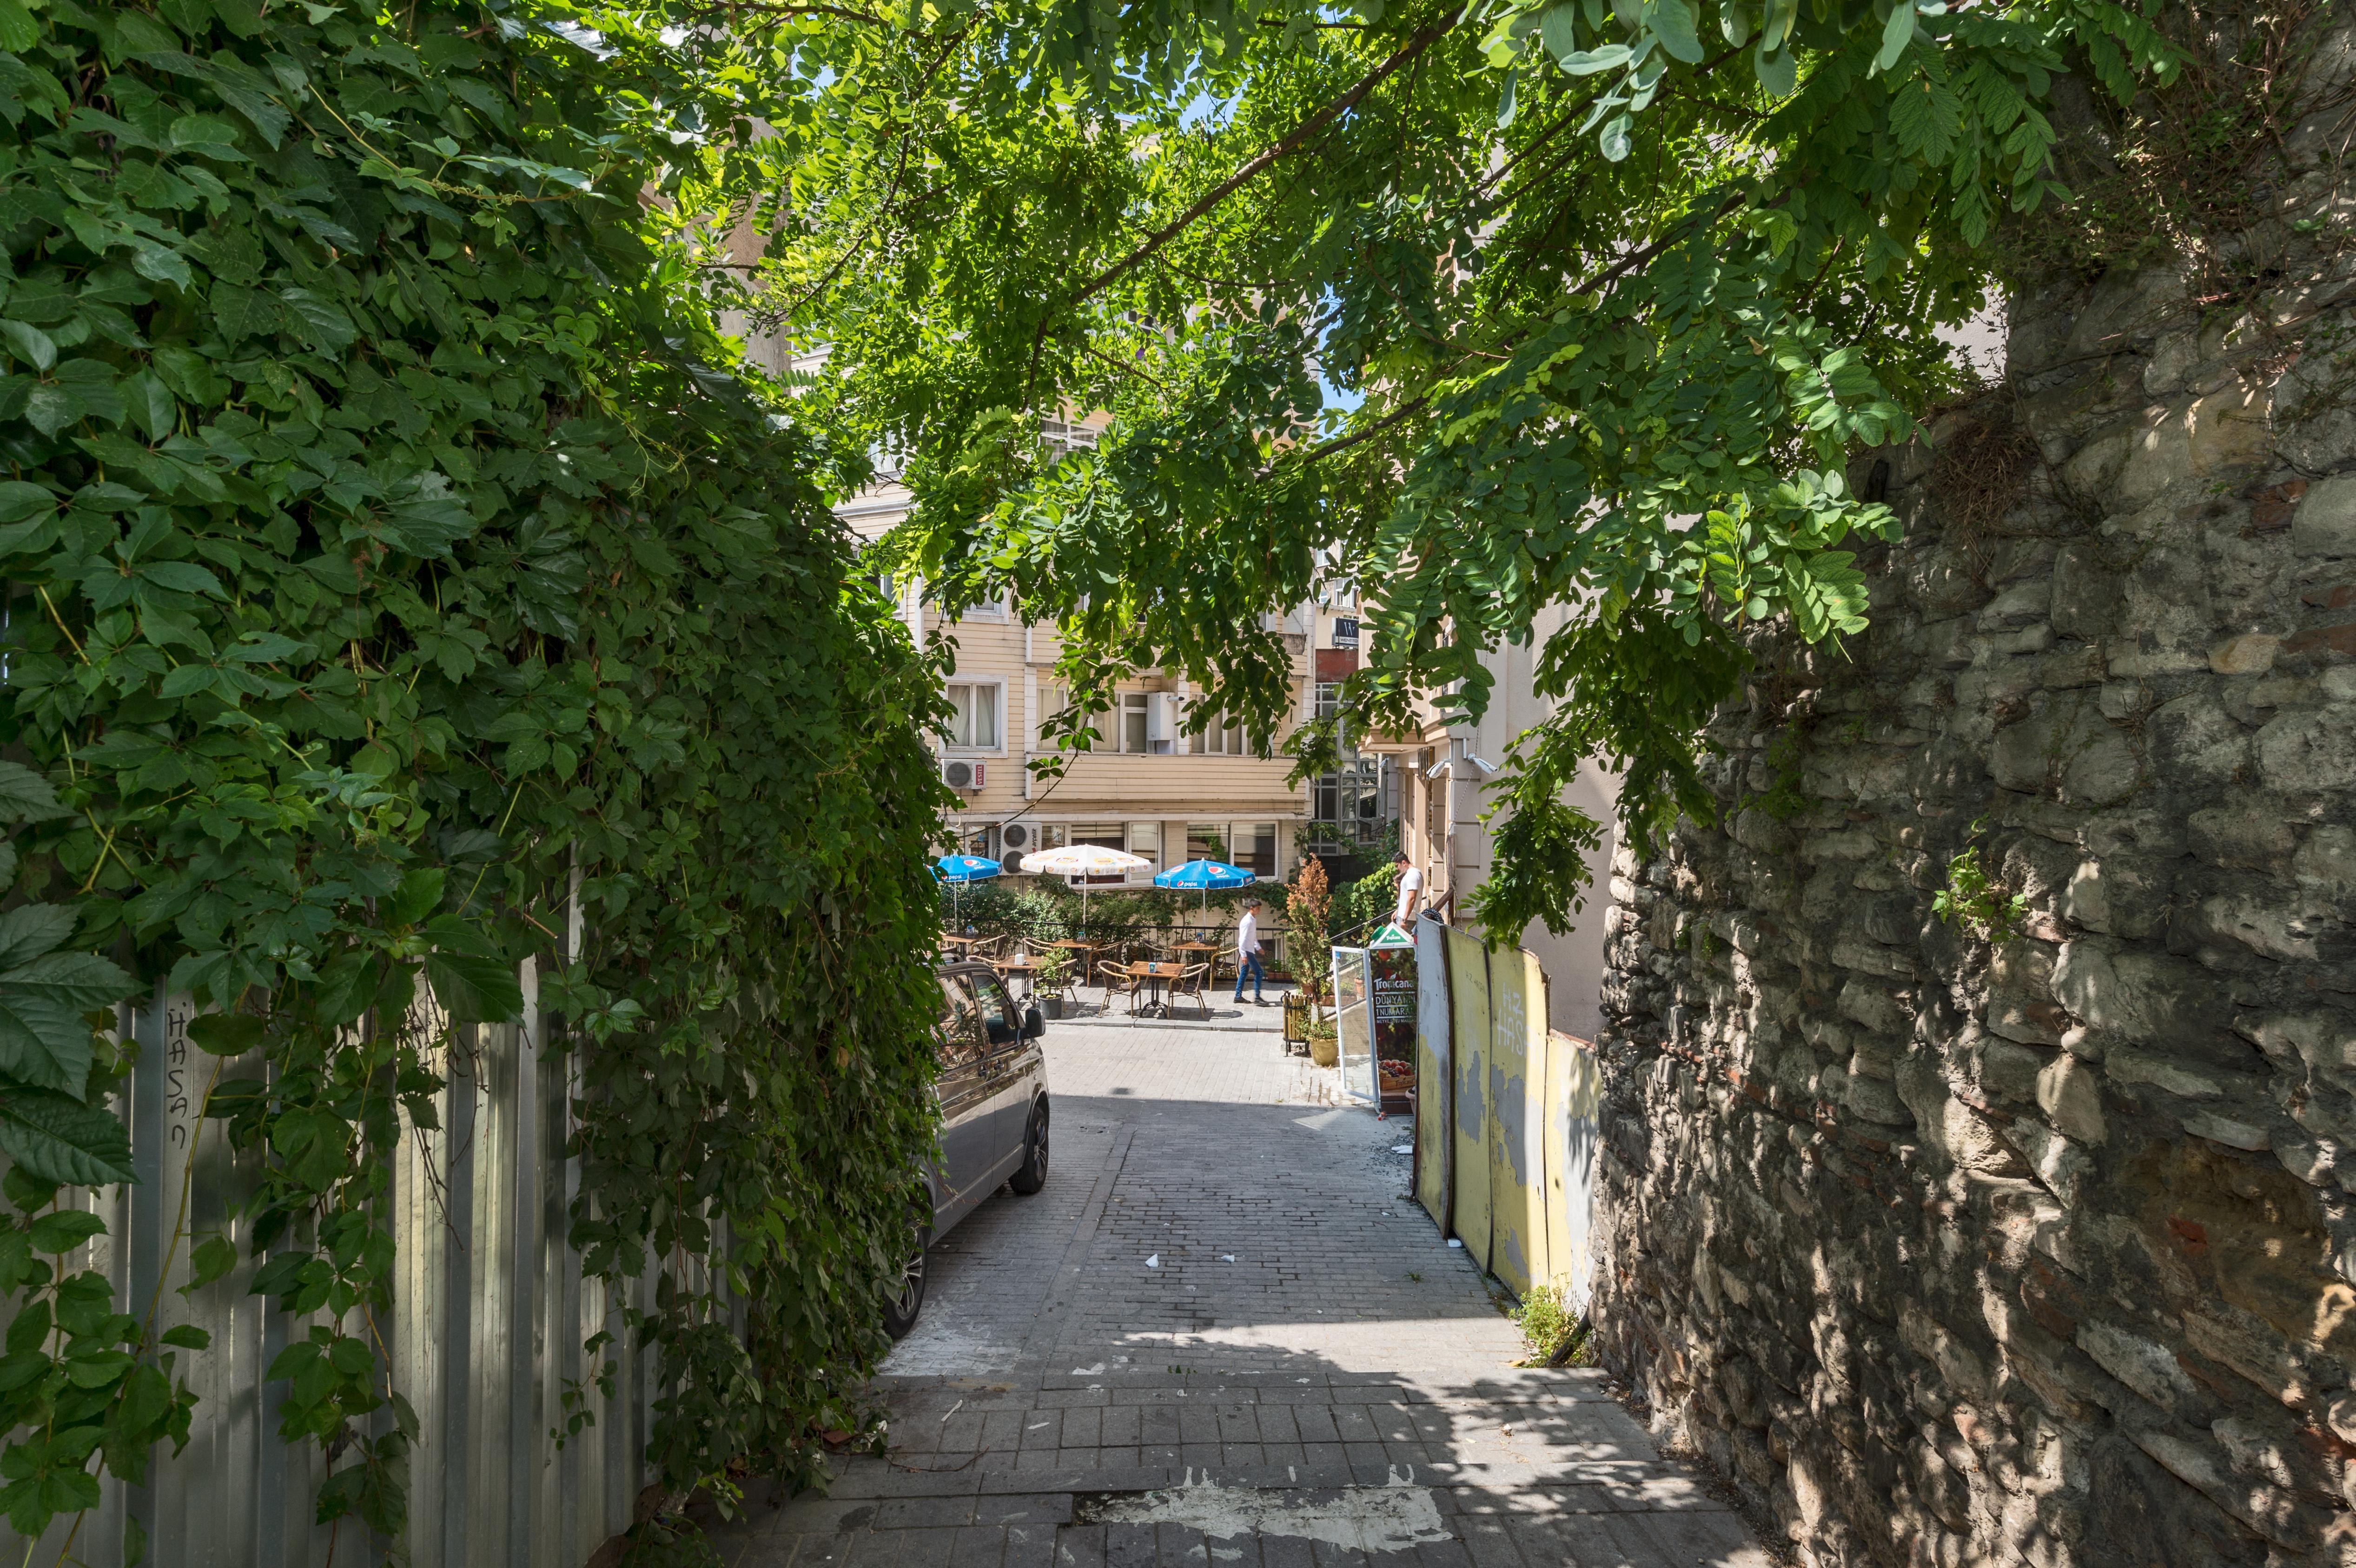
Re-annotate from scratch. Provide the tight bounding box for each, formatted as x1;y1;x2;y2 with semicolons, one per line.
1414;920;1603;1310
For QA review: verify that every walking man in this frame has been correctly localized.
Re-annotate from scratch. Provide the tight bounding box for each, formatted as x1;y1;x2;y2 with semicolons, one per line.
1232;898;1267;1006
1392;853;1423;926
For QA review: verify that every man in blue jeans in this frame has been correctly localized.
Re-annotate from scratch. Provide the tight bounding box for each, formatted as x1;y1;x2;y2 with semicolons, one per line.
1232;898;1267;1005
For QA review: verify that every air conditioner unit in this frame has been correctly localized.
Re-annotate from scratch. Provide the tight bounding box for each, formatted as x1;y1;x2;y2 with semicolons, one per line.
1000;822;1030;850
942;759;986;792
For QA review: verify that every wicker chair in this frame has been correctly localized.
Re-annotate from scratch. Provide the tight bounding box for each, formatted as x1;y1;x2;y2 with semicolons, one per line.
1168;963;1212;1021
1102;961;1149;1016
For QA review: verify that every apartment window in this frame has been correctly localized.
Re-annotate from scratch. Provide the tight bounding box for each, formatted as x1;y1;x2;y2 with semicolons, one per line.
1195;708;1249;755
1231;822;1277;878
1129;821;1161;874
961;823;999;860
1311;757;1383;847
962;594;1011;622
1040;418;1099;461
946;682;1001;750
1186;823;1229;864
1120;692;1151;754
1032;824;1070;853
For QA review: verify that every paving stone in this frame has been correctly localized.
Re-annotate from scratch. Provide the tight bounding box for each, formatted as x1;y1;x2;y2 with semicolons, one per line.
727;1028;1752;1568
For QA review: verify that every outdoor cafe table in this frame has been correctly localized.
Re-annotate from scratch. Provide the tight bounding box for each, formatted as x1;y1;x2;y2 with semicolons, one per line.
1040;937;1111;983
1114;960;1191;1019
992;956;1039;1000
940;932;996;958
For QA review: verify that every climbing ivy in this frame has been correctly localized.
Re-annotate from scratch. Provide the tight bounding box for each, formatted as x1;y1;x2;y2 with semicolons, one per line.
0;0;944;1556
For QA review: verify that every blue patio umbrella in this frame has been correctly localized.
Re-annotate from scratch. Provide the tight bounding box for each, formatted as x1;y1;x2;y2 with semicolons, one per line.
933;854;1002;928
1154;858;1254;915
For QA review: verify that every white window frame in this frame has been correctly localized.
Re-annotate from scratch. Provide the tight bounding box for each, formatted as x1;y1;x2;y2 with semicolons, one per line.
944;678;1007;754
1230;820;1279;878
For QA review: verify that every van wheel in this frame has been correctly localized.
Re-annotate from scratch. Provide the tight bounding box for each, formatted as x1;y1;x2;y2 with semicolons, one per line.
1010;1102;1049;1194
881;1211;930;1339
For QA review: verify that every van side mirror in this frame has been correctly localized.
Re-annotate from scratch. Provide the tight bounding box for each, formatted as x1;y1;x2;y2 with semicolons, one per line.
1022;1005;1046;1039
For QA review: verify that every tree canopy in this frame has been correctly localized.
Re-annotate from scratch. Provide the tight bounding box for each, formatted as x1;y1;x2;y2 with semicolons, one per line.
649;0;2177;935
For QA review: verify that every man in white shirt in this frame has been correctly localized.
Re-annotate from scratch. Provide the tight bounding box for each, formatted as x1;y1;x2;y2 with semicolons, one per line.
1392;854;1423;925
1231;899;1266;1005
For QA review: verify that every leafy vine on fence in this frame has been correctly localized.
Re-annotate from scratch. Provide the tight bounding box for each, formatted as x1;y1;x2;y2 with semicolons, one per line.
0;0;944;1556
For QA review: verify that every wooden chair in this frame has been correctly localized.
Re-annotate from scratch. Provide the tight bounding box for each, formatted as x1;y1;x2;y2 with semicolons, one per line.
1168;963;1212;1021
1102;962;1148;1016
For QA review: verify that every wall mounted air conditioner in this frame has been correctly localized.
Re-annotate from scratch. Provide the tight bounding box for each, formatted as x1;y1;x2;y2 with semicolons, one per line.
942;759;986;792
1000;822;1030;850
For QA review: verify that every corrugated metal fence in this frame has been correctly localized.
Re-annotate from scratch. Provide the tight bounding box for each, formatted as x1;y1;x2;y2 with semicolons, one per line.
2;959;665;1568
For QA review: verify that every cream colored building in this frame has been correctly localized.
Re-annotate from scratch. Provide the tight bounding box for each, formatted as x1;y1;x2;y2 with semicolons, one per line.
1356;602;1620;1040
839;447;1322;888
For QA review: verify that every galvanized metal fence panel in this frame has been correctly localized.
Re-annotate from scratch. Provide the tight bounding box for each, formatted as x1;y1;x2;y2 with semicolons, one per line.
0;962;661;1568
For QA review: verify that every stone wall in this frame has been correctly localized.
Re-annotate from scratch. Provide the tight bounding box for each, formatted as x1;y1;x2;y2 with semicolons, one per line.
1589;39;2356;1568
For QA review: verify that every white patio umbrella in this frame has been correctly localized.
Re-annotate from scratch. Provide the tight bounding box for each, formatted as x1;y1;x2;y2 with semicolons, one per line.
1012;843;1149;934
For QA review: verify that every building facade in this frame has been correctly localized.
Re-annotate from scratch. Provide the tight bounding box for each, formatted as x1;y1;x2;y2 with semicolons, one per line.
840;457;1321;888
1357;601;1620;1039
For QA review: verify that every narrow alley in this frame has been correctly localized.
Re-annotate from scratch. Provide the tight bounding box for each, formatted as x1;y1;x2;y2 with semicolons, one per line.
711;1023;1768;1567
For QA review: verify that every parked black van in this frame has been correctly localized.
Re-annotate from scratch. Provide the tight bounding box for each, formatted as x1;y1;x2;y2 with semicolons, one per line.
884;961;1051;1337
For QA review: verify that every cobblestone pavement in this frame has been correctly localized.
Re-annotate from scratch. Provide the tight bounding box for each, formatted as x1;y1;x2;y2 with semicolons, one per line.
711;1025;1765;1568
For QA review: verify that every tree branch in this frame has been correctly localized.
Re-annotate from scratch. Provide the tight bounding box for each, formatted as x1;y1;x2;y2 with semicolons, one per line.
1565;189;1747;299
685;0;896;24
1283;189;1750;471
1065;9;1466;318
1291;390;1432;469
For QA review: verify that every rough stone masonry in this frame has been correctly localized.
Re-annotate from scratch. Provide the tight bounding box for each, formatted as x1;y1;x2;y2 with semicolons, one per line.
1590;25;2356;1568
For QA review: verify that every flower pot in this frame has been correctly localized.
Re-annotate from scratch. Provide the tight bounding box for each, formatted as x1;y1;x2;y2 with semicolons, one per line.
1310;1033;1338;1069
1040;996;1065;1020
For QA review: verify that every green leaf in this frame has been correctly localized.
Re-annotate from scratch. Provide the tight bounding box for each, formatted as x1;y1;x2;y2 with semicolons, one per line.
184;1235;237;1293
1599;113;1632;161
161;1323;212;1349
185;1012;264;1055
0;765;57;828
0;1092;135;1186
1539;4;1580;64
279;288;357;353
1557;44;1633;74
389;867;443;927
0;321;54;373
311;951;379;1027
158;664;217;700
139;560;226;597
1754;40;1796;96
122;372;177;442
421;918;521;1023
0;953;133;1097
1643;0;1703;63
0;0;38;53
169;113;243;154
0;905;74;969
0;483;55;526
26;1210;103;1253
23;382;80;437
1876;0;1916;72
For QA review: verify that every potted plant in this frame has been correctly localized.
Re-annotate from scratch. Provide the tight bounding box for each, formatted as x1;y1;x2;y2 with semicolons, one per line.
1033;946;1072;1019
